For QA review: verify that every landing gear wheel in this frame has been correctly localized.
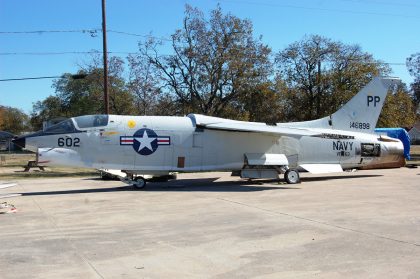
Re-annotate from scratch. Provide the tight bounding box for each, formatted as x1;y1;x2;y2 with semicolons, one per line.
284;169;300;184
133;177;146;190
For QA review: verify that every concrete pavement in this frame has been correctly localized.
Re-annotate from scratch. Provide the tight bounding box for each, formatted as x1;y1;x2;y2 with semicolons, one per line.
0;168;419;278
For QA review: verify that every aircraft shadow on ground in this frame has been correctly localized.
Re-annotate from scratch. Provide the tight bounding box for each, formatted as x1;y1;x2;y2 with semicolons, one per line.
145;178;297;192
18;178;295;196
301;174;383;182
17;174;383;196
18;186;129;196
145;174;383;191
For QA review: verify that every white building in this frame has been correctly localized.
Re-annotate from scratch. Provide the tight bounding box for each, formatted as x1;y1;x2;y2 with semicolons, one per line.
408;122;420;145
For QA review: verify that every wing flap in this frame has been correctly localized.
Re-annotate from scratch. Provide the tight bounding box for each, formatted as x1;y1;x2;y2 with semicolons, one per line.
190;114;318;137
300;164;343;174
245;153;289;166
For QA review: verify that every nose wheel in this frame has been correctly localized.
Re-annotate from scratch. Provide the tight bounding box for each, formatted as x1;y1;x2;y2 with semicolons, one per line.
284;169;300;184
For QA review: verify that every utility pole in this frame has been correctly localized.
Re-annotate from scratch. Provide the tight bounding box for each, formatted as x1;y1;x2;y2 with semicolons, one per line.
101;0;109;114
317;60;321;118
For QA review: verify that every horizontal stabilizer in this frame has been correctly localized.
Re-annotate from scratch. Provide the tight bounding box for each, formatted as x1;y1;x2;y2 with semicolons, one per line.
300;164;343;174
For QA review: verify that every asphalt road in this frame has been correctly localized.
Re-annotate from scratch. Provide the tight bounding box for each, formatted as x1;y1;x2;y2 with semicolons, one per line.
1;168;419;278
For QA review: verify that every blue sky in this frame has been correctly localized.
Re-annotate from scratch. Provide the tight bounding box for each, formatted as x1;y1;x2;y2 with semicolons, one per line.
1;0;419;113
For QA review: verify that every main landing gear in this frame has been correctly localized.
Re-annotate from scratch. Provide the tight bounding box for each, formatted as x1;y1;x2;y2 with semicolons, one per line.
284;169;300;184
238;166;301;184
121;173;177;190
132;177;147;189
121;175;147;190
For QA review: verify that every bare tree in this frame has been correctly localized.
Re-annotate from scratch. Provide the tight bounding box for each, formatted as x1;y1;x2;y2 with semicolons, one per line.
135;5;272;117
128;49;162;115
406;53;420;114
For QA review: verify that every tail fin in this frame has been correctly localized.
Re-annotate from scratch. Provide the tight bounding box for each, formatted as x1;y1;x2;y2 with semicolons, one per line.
330;77;399;133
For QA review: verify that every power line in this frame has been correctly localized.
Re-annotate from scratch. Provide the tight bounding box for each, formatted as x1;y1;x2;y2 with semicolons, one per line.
339;0;420;8
107;30;172;41
2;28;408;66
0;59;407;82
0;51;100;55
0;76;61;81
0;51;145;56
216;0;420;19
0;29;100;36
0;74;87;82
0;29;99;34
0;28;172;41
0;51;406;66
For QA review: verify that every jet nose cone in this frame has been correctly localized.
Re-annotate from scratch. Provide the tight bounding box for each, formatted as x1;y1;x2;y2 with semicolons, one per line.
12;136;25;149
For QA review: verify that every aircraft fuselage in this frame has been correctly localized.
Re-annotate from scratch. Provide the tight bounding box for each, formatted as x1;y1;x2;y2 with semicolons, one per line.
20;114;403;175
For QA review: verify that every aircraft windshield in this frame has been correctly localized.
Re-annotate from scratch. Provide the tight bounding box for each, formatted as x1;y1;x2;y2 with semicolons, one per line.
45;119;76;134
74;115;109;128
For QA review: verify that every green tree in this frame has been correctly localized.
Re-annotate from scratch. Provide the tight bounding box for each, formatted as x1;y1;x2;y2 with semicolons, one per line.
407;52;420;78
54;56;134;115
237;82;284;123
31;56;135;130
136;5;272;118
30;96;64;130
275;35;391;121
0;106;30;135
152;94;180;116
406;52;420;115
377;84;416;127
127;51;162;115
0;106;4;128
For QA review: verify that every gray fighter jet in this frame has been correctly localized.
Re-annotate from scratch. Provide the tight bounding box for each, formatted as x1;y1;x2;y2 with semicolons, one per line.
13;77;404;188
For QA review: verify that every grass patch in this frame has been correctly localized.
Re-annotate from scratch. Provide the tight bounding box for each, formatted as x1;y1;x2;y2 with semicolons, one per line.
0;153;35;167
0;168;99;179
411;145;420;154
0;153;99;179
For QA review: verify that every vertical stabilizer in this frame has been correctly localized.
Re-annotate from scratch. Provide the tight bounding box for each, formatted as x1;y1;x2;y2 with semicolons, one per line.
330;77;399;133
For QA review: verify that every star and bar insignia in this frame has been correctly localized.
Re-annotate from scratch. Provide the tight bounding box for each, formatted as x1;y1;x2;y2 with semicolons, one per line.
120;128;170;156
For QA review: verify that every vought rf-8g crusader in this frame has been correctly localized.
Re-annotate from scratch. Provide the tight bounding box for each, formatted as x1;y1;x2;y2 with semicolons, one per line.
13;77;404;189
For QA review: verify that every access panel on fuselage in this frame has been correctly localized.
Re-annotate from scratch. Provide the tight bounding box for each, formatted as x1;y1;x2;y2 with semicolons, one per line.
200;130;281;171
169;130;201;171
117;117;171;171
298;136;362;168
299;137;342;165
86;116;136;169
121;116;196;172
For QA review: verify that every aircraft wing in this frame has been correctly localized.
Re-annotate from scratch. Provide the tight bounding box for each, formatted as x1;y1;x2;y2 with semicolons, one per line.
190;114;319;137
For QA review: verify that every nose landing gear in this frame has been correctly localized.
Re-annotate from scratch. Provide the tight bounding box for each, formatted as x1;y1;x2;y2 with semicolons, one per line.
132;177;146;189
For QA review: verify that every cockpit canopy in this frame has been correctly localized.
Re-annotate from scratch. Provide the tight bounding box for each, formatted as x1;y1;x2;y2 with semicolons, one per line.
74;115;109;129
44;119;76;134
44;115;109;134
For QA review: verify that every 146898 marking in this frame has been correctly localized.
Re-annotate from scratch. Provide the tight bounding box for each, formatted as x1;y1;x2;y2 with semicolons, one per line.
349;122;370;129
